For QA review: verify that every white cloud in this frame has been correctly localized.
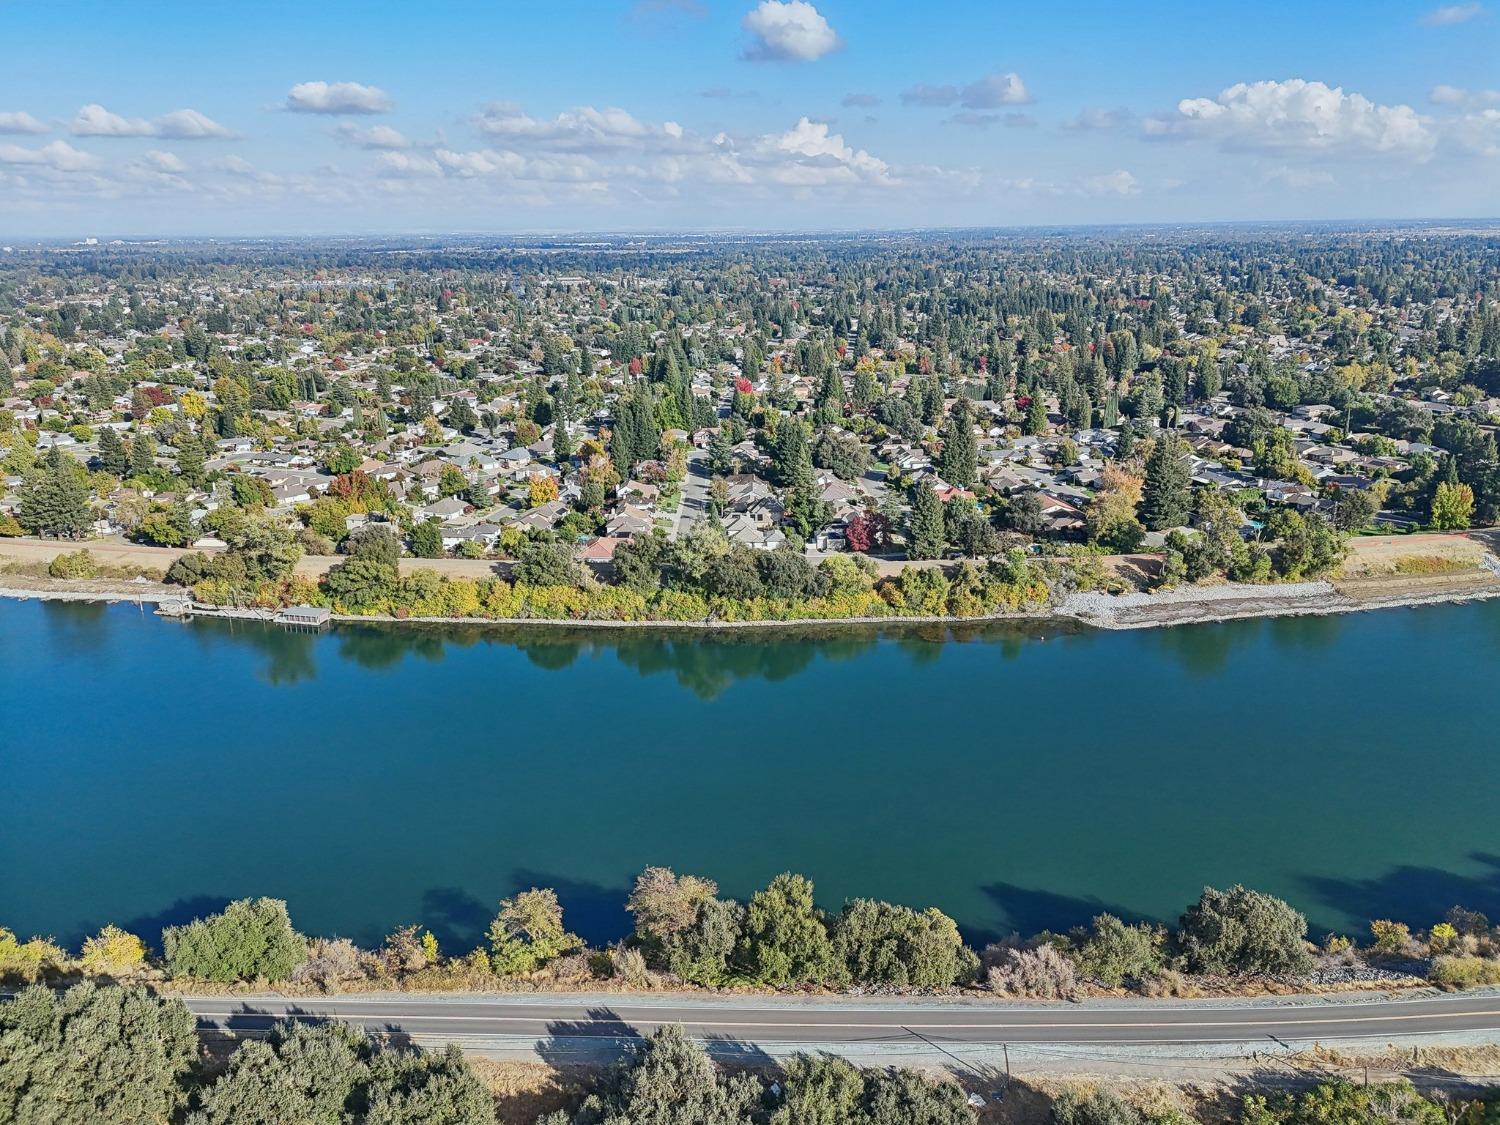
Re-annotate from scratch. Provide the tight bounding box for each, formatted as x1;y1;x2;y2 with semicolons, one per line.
1421;2;1484;24
142;149;186;173
71;103;155;137
336;123;411;149
1430;84;1500;107
1083;169;1140;196
0;139;96;172
70;103;234;139
0;111;47;135
762;117;888;183
902;71;1030;109
285;81;392;115
377;151;443;178
741;1;841;62
842;93;881;108
156;108;236;139
475;104;681;153
1452;108;1500;156
1171;79;1434;158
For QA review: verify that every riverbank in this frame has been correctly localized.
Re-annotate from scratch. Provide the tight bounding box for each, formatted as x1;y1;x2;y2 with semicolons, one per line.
4;531;1498;633
3;560;1498;632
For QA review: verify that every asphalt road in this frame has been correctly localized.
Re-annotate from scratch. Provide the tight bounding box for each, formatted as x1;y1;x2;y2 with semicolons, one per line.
182;990;1500;1063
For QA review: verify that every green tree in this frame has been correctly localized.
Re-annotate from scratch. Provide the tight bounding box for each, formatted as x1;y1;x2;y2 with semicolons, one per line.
1070;914;1163;986
487;887;582;975
164;897;309;982
907;480;946;560
739;873;838;987
97;426;128;476
1175;885;1313;977
0;983;197;1125
542;1025;761;1125
1430;480;1475;530
1140;432;1192;531
938;399;978;488
831;899;978;988
408;518;444;558
18;448;90;538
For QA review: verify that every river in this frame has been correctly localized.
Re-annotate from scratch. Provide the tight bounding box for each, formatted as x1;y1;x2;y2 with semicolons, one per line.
3;598;1498;953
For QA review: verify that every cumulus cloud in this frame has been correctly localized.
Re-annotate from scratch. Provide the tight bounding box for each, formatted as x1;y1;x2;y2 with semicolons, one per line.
0;139;96;172
70;103;235;139
757;117;889;183
1430;84;1500;106
142;149;186;173
475;104;685;153
335;123;411;149
901;72;1030;109
1168;79;1434;158
0;111;47;135
389;102;903;197
156;109;236;139
378;151;443;178
1421;2;1484;24
284;81;392;115
71;104;154;137
1083;169;1140;196
841;93;881;108
741;1;841;62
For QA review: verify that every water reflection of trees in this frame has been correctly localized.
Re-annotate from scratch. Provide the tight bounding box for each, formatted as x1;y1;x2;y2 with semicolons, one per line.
183;615;1080;700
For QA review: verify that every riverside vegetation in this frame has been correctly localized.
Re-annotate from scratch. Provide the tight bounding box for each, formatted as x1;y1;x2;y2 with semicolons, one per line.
5;870;1498;1000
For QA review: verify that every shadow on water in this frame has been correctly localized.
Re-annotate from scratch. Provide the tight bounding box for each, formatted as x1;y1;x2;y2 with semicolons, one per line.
976;882;1167;946
509;869;631;948
114;894;235;953
1299;854;1500;934
418;887;494;952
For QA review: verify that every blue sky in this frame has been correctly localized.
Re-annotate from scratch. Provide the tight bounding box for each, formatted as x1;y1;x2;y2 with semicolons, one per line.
2;0;1498;235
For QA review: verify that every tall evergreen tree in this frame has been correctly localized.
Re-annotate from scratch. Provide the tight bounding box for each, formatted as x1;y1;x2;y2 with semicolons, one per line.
938;399;977;488
96;426;127;476
907;480;946;560
1141;432;1192;530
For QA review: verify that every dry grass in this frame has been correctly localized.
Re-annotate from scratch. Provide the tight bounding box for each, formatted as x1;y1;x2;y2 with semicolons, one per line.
469;1060;605;1125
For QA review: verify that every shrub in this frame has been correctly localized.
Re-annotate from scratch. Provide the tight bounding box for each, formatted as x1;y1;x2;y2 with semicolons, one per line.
1053;1087;1146;1125
1369;919;1412;957
1071;914;1164;986
739;873;839;987
0;928;65;983
986;944;1077;999
0;984;197;1125
1427;922;1459;955
487;888;582;975
163;897;308;982
661;898;744;986
48;548;98;579
831;898;979;989
1430;955;1500;990
79;925;147;976
1175;886;1314;977
291;937;368;987
608;944;651;988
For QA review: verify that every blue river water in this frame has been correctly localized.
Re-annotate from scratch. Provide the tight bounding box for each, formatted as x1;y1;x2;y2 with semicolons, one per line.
3;598;1498;953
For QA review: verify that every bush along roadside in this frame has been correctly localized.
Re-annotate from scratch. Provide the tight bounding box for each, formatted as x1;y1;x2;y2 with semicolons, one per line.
4;873;1495;999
